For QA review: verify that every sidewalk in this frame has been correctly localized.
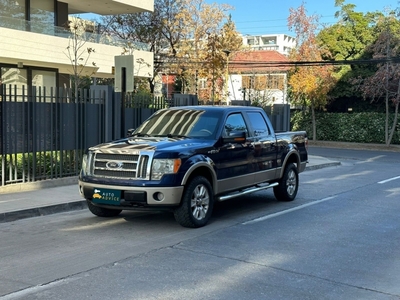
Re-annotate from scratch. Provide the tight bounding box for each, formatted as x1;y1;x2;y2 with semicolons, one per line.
0;155;340;223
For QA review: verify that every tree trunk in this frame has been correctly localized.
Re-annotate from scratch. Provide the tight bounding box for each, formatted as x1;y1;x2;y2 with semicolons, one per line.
385;79;389;145
311;102;316;141
387;101;399;146
148;78;155;94
386;79;400;146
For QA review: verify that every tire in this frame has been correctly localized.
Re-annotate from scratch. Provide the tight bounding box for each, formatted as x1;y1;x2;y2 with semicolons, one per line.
174;176;214;228
273;163;299;202
86;200;122;217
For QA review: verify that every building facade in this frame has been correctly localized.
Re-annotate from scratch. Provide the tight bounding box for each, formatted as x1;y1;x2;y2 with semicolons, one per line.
242;34;296;56
0;0;154;94
228;50;290;105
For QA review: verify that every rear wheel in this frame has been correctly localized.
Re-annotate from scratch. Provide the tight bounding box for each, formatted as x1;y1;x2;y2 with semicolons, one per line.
174;176;214;228
86;200;122;217
273;163;298;202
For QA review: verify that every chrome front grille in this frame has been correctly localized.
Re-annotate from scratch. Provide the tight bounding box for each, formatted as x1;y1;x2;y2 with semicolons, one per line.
92;152;150;179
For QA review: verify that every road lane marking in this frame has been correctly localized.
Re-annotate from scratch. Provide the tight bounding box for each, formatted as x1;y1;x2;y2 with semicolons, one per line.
242;196;337;225
378;176;400;184
356;155;385;164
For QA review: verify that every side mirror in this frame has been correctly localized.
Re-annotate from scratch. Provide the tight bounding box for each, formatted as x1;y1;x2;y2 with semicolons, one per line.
221;131;246;144
127;128;135;137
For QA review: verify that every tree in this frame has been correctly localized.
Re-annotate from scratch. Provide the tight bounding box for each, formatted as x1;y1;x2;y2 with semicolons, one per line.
358;13;400;145
64;17;96;100
218;15;243;101
317;0;380;99
100;0;177;93
172;0;236;99
288;3;336;141
100;0;241;98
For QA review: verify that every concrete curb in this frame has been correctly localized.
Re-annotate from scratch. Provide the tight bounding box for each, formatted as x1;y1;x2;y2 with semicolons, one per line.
0;200;87;223
0;177;79;195
305;161;341;171
309;141;400;152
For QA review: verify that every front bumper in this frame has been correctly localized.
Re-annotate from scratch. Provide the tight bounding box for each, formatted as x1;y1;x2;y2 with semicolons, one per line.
79;181;184;206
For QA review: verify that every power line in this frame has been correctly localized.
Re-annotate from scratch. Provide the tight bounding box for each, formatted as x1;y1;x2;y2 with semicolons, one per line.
233;15;335;24
155;57;400;67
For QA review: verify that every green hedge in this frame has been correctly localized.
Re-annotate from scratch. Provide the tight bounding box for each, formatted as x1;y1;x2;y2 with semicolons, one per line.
291;111;400;145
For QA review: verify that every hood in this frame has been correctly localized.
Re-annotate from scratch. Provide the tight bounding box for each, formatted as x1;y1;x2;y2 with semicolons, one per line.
90;136;215;153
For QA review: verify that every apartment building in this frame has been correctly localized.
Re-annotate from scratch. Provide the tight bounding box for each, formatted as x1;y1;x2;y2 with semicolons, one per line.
242;34;296;56
0;0;154;93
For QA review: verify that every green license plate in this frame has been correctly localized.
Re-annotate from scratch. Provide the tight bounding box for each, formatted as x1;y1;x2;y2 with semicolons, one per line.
92;188;121;205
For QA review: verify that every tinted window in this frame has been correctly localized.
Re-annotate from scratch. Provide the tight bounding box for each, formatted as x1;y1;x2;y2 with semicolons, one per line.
247;112;269;136
223;113;248;136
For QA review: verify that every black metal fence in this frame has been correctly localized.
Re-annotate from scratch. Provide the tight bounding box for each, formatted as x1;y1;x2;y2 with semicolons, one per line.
0;84;288;187
0;85;197;186
1;85;101;186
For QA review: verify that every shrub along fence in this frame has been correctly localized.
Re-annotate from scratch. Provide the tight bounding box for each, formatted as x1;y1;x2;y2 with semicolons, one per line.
291;111;400;144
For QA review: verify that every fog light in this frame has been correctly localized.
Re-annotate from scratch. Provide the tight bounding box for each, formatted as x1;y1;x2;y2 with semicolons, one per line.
153;192;165;201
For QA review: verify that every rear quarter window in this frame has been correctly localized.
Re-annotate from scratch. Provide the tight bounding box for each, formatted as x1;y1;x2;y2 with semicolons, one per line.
247;112;270;136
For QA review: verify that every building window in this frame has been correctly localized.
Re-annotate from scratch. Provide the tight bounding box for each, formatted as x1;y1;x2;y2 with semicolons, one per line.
0;0;25;30
30;0;55;34
32;69;56;98
1;67;28;101
1;67;27;87
199;78;207;89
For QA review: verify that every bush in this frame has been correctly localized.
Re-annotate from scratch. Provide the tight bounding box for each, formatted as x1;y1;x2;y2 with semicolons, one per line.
0;150;80;184
291;111;400;145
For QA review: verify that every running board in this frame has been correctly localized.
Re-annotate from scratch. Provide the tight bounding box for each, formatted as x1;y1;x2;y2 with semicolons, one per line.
217;182;279;202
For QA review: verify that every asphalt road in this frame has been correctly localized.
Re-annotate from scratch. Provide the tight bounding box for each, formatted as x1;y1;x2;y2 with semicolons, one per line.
0;147;399;300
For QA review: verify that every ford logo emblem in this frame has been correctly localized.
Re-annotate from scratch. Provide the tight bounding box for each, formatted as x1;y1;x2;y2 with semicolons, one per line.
106;161;123;169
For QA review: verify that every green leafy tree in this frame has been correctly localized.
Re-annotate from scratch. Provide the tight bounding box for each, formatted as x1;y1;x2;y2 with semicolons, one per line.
317;0;381;99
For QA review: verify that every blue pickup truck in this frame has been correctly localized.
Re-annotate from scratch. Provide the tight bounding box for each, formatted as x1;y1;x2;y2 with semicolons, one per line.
79;106;308;228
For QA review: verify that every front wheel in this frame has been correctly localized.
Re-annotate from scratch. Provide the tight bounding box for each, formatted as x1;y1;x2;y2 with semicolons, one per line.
174;176;214;228
86;200;122;217
273;163;299;202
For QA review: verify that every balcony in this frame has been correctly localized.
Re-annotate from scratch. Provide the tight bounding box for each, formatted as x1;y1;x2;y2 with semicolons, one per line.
0;16;149;51
0;16;153;78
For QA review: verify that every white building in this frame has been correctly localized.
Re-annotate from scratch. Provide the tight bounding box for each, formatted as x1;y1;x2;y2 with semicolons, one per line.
227;50;290;105
0;0;154;92
242;34;296;56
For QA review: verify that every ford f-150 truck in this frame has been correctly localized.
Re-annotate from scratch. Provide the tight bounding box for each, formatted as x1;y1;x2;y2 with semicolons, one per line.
79;106;308;228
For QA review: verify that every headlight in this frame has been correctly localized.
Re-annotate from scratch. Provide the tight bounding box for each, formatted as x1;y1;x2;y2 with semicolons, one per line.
81;151;93;176
151;158;181;180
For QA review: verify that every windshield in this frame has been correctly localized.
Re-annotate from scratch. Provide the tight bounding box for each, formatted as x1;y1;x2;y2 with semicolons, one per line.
133;109;220;139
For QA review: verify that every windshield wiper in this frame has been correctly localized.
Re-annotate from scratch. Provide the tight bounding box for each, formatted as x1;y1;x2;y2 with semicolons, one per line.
167;133;190;138
131;133;151;137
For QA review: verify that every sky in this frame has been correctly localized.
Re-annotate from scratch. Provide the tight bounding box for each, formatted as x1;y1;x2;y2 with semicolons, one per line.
208;0;399;35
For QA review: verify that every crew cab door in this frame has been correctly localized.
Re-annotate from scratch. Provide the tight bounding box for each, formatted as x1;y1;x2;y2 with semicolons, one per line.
244;111;278;183
213;112;254;194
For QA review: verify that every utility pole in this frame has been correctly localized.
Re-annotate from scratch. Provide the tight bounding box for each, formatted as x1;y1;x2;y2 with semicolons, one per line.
212;34;215;105
223;50;231;104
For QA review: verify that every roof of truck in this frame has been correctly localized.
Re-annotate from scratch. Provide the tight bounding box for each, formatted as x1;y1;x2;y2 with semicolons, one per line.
168;105;263;112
